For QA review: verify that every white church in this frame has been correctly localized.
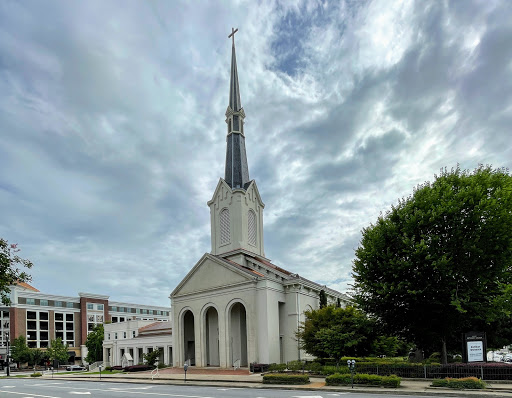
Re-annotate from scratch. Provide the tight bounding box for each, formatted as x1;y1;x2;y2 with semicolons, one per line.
169;31;350;369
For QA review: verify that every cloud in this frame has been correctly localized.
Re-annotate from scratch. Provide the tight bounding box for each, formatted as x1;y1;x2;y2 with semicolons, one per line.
0;0;511;305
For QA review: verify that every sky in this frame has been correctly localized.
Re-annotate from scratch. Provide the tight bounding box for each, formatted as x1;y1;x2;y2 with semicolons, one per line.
1;0;511;307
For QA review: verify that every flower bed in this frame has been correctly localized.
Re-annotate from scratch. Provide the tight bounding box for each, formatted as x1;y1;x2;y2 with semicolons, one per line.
263;373;310;385
326;373;401;388
431;377;486;389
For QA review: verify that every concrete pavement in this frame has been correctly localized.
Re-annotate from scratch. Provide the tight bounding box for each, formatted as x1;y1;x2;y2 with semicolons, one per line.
32;368;512;397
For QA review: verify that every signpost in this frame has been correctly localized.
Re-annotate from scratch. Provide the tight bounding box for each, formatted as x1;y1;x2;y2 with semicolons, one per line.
463;332;487;363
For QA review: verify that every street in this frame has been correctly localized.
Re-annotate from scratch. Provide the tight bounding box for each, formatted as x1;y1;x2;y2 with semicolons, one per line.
0;378;440;398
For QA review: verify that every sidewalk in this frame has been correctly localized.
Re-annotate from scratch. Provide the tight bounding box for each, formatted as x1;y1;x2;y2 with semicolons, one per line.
41;369;512;397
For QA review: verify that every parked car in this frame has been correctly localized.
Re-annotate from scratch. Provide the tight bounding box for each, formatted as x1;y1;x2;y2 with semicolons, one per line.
66;365;85;371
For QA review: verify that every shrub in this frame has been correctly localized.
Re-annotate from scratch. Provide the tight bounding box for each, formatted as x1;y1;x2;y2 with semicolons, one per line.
287;360;304;371
157;363;169;369
305;362;323;373
326;373;401;388
104;366;112;372
30;372;43;377
263;373;309;385
268;363;287;372
431;377;486;389
123;364;152;372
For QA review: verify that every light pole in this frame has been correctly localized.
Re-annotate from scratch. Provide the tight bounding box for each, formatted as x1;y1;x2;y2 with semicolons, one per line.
347;359;356;388
5;332;10;377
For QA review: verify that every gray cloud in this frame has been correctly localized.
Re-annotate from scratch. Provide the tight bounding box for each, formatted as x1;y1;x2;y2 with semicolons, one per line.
1;0;511;305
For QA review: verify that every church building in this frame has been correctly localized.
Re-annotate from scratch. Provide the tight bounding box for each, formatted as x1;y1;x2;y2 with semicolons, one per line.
170;30;350;369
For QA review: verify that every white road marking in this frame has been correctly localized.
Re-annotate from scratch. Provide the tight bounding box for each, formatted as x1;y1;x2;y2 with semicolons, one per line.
2;385;16;388
292;396;324;398
69;393;91;395
108;386;153;390
0;391;60;398
216;388;241;390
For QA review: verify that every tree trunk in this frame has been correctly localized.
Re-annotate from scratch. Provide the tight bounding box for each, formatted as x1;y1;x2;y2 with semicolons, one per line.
441;338;448;365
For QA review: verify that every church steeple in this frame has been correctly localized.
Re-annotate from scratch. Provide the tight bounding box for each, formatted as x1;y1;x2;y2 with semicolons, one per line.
224;28;250;190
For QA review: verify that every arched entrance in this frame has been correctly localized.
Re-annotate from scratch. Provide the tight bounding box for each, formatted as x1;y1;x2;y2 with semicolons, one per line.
183;310;195;365
205;307;220;366
229;302;247;367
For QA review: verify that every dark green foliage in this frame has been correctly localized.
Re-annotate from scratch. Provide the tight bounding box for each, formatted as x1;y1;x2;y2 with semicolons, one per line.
298;306;379;359
0;239;33;305
30;372;43;377
326;373;401;387
143;349;161;367
11;336;30;365
305;362;323;373
353;166;512;361
268;363;287;372
287;360;304;371
431;377;486;389
263;373;310;384
28;348;46;370
85;324;104;363
319;290;327;308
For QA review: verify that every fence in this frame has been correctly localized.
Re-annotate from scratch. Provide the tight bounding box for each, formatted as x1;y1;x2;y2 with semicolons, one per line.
294;360;512;381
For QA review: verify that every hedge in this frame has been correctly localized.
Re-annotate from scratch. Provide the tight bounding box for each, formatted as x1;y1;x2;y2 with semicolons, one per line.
30;372;43;377
326;373;401;388
431;377;486;389
263;373;310;385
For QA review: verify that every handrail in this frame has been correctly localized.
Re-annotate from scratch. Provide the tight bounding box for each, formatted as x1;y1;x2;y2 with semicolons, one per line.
233;358;240;370
151;367;159;380
88;361;104;372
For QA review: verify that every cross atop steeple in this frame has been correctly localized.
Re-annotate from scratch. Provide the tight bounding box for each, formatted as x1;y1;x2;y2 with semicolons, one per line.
228;27;238;47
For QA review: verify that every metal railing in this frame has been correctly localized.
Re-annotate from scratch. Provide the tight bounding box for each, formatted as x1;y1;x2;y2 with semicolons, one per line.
88;361;104;372
233;359;240;370
151;367;159;380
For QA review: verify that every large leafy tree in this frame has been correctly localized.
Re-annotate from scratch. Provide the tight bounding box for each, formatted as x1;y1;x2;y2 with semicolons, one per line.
85;324;104;363
0;239;33;305
47;338;70;365
10;335;30;366
353;166;512;364
298;305;377;362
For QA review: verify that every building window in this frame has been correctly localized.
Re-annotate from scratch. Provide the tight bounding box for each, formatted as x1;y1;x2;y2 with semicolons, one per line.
132;331;136;338
111;306;117;312
26;298;35;305
248;209;256;245
54;301;63;307
40;299;48;306
97;304;104;311
66;302;74;308
114;333;118;340
220;208;230;245
107;333;110;340
87;303;94;310
123;332;127;339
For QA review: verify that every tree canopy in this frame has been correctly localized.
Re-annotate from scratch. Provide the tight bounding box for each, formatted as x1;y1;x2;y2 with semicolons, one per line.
47;338;69;365
352;165;512;363
85;324;104;363
297;305;406;360
10;335;30;365
0;239;33;305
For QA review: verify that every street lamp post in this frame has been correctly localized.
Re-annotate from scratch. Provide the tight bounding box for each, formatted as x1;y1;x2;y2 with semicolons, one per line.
347;359;356;388
5;332;10;377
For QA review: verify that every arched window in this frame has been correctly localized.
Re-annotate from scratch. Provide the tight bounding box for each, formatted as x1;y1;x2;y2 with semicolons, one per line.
220;208;230;245
248;210;256;246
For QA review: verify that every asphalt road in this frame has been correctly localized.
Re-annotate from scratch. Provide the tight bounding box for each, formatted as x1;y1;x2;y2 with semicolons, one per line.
0;379;438;398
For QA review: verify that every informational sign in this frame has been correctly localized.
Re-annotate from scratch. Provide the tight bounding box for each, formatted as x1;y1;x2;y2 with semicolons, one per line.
467;341;484;362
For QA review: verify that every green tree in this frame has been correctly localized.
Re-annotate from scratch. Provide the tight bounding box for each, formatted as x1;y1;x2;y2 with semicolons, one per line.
143;349;162;367
319;290;327;309
47;338;69;365
0;239;33;305
353;165;512;364
28;348;46;372
85;324;104;363
298;305;376;362
10;335;30;366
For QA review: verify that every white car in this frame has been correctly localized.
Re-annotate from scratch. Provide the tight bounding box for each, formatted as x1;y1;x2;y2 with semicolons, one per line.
65;365;85;371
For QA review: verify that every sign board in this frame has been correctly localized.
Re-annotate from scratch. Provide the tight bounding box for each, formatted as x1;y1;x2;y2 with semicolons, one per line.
463;331;487;363
467;341;484;362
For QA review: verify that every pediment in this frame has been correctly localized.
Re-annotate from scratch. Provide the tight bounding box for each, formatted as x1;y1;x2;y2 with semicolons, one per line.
171;254;255;297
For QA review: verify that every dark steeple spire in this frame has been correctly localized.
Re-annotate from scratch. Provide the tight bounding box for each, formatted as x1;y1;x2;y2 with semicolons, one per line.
224;28;250;189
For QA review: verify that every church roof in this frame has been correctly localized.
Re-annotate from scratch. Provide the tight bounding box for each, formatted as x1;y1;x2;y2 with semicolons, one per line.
16;281;39;292
138;321;172;335
224;30;250;190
